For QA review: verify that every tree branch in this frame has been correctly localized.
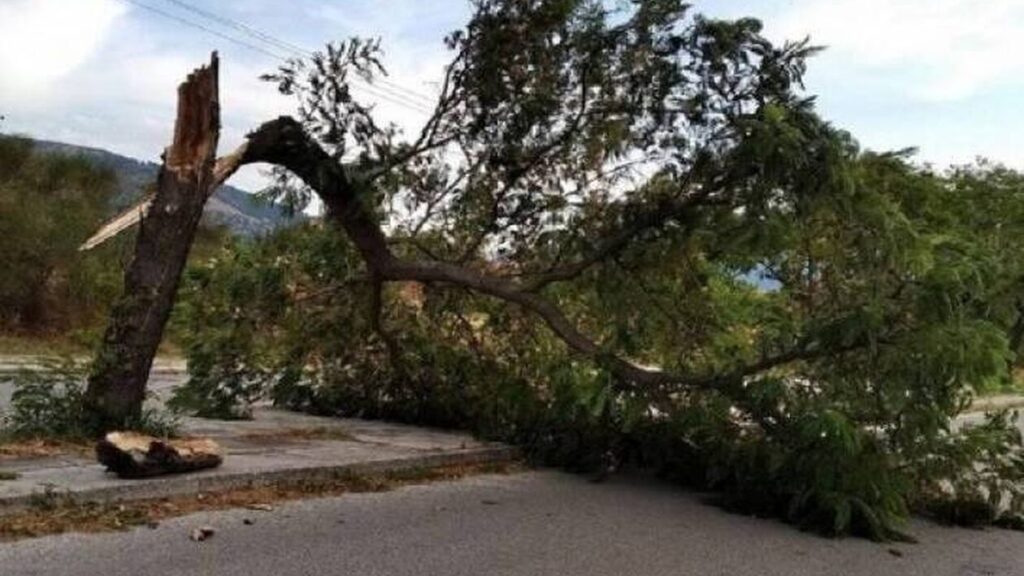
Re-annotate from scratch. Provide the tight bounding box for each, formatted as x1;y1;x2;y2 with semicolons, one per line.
216;116;866;396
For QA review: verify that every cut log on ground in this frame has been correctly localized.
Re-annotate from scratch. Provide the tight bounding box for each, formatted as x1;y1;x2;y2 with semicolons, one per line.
96;432;223;479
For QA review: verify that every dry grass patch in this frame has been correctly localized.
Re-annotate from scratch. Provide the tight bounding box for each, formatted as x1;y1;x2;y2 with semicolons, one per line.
0;335;87;357
0;439;92;461
239;426;353;443
0;460;524;541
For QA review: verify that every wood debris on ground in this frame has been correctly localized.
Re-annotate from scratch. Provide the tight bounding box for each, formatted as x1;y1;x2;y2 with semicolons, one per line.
96;432;223;478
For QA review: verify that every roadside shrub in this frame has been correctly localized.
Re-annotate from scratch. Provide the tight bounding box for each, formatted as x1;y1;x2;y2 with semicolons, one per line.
688;405;911;540
1;358;177;440
909;410;1024;528
2;360;92;439
0;136;125;334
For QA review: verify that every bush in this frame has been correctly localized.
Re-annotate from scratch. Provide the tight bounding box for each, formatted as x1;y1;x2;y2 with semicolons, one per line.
1;358;178;440
910;410;1024;528
0;136;125;334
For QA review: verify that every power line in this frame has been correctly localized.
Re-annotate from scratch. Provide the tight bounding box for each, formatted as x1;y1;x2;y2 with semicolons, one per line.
122;0;287;60
162;0;312;57
154;0;437;111
122;0;434;114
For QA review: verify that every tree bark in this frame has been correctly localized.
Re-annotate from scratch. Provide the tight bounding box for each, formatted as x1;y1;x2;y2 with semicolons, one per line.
84;54;221;431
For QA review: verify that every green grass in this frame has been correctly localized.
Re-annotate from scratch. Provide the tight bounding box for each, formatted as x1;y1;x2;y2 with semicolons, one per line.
0;333;184;360
0;335;88;357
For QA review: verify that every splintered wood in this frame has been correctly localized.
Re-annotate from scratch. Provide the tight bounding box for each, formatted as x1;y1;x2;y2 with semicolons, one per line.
84;53;224;428
96;432;223;479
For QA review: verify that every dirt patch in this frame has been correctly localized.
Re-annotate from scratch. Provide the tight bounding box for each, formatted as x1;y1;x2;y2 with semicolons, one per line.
0;460;524;541
0;336;88;357
238;426;353;444
0;439;92;461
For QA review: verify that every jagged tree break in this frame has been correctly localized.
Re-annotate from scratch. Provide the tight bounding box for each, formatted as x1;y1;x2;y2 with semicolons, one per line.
87;1;1024;539
85;54;222;429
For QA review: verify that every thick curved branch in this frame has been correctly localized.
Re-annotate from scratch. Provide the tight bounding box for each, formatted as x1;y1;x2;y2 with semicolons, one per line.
217;117;680;388
215;116;860;395
220;116;392;266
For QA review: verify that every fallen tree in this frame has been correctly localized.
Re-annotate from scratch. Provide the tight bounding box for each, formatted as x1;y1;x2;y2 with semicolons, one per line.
84;1;1024;538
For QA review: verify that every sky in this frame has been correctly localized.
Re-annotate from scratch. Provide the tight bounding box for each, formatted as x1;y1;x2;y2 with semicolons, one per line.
2;0;1023;191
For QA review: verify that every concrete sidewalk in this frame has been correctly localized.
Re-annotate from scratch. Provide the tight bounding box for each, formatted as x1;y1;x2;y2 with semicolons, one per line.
0;356;187;409
0;408;516;515
0;355;186;375
966;393;1024;413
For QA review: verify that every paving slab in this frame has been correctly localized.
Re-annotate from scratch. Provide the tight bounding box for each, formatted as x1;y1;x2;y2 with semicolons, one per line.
0;355;186;375
0;355;186;411
0;408;516;515
967;394;1024;413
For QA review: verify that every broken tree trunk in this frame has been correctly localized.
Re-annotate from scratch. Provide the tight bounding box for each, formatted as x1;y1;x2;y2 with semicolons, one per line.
96;432;223;478
84;54;221;431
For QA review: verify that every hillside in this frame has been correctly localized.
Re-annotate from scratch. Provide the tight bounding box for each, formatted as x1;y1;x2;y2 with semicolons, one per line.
31;139;298;236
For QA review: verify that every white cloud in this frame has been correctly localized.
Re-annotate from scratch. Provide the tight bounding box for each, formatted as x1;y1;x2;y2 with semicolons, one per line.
0;0;461;192
0;0;126;101
773;0;1024;101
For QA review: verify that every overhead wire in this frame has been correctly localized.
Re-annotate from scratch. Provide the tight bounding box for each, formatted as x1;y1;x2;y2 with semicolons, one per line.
121;0;288;61
154;0;436;113
120;0;435;114
162;0;312;57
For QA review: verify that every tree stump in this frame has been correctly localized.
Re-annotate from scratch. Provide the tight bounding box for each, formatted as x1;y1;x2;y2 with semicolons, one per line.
84;53;223;431
96;432;223;479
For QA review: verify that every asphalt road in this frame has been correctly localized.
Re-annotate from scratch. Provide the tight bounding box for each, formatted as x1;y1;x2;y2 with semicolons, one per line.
1;471;1021;576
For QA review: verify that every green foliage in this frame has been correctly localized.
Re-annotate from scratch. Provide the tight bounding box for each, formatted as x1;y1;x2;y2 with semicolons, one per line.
173;216;1024;540
943;162;1024;391
169;224;368;418
0;136;125;334
1;358;177;440
0;135;235;348
2;359;92;439
910;411;1024;528
701;401;911;540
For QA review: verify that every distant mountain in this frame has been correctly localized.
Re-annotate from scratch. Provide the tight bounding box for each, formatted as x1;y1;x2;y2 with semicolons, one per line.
31;139;299;236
